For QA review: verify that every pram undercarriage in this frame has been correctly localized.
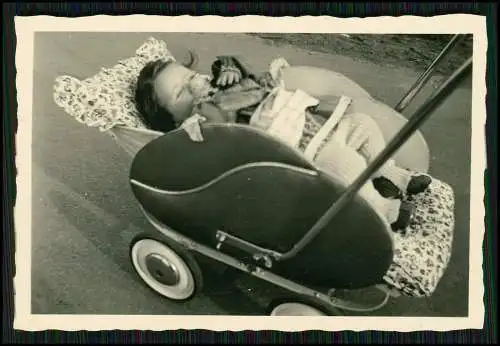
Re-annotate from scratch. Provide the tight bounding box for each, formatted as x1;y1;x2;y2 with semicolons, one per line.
132;208;396;316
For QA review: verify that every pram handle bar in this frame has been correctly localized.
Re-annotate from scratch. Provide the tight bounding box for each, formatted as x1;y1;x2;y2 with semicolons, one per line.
394;34;466;113
274;55;473;262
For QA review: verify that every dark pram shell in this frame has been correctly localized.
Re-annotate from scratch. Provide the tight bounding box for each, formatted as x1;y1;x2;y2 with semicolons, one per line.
129;123;394;290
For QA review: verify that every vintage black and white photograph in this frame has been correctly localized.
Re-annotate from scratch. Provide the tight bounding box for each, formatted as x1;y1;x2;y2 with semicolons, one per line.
14;15;487;331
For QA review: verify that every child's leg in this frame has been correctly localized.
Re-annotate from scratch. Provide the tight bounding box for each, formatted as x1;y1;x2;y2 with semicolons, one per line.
314;138;403;225
334;112;428;195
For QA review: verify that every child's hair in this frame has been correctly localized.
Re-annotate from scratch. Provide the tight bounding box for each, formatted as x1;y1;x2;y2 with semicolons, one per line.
134;59;176;133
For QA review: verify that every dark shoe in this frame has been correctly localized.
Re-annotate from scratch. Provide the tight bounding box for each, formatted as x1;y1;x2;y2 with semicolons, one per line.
407;174;432;195
391;201;416;231
373;177;403;199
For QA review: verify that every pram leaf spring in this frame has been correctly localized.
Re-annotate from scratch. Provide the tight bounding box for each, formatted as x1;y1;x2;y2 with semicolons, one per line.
215;230;282;268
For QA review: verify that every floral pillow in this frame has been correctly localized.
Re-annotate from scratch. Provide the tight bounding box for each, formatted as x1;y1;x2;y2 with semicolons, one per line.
53;37;176;132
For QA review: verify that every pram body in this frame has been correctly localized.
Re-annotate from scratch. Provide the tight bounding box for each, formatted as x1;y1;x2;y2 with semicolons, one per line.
113;65;459;314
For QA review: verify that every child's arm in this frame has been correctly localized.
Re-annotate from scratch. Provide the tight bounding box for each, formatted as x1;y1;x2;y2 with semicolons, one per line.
194;101;237;124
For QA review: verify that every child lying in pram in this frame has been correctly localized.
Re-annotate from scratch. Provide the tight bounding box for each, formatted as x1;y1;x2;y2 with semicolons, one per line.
134;55;432;232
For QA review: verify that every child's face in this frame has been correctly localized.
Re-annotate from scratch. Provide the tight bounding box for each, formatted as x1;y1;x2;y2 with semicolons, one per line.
154;62;213;125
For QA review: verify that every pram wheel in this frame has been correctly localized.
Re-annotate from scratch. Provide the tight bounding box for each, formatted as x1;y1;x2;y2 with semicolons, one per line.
267;296;345;316
269;302;327;316
129;234;203;301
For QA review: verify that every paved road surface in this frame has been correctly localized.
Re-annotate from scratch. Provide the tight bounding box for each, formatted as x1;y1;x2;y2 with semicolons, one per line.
31;32;472;316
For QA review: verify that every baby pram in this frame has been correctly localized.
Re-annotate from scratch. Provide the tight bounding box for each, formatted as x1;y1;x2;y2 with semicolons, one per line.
53;35;471;316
